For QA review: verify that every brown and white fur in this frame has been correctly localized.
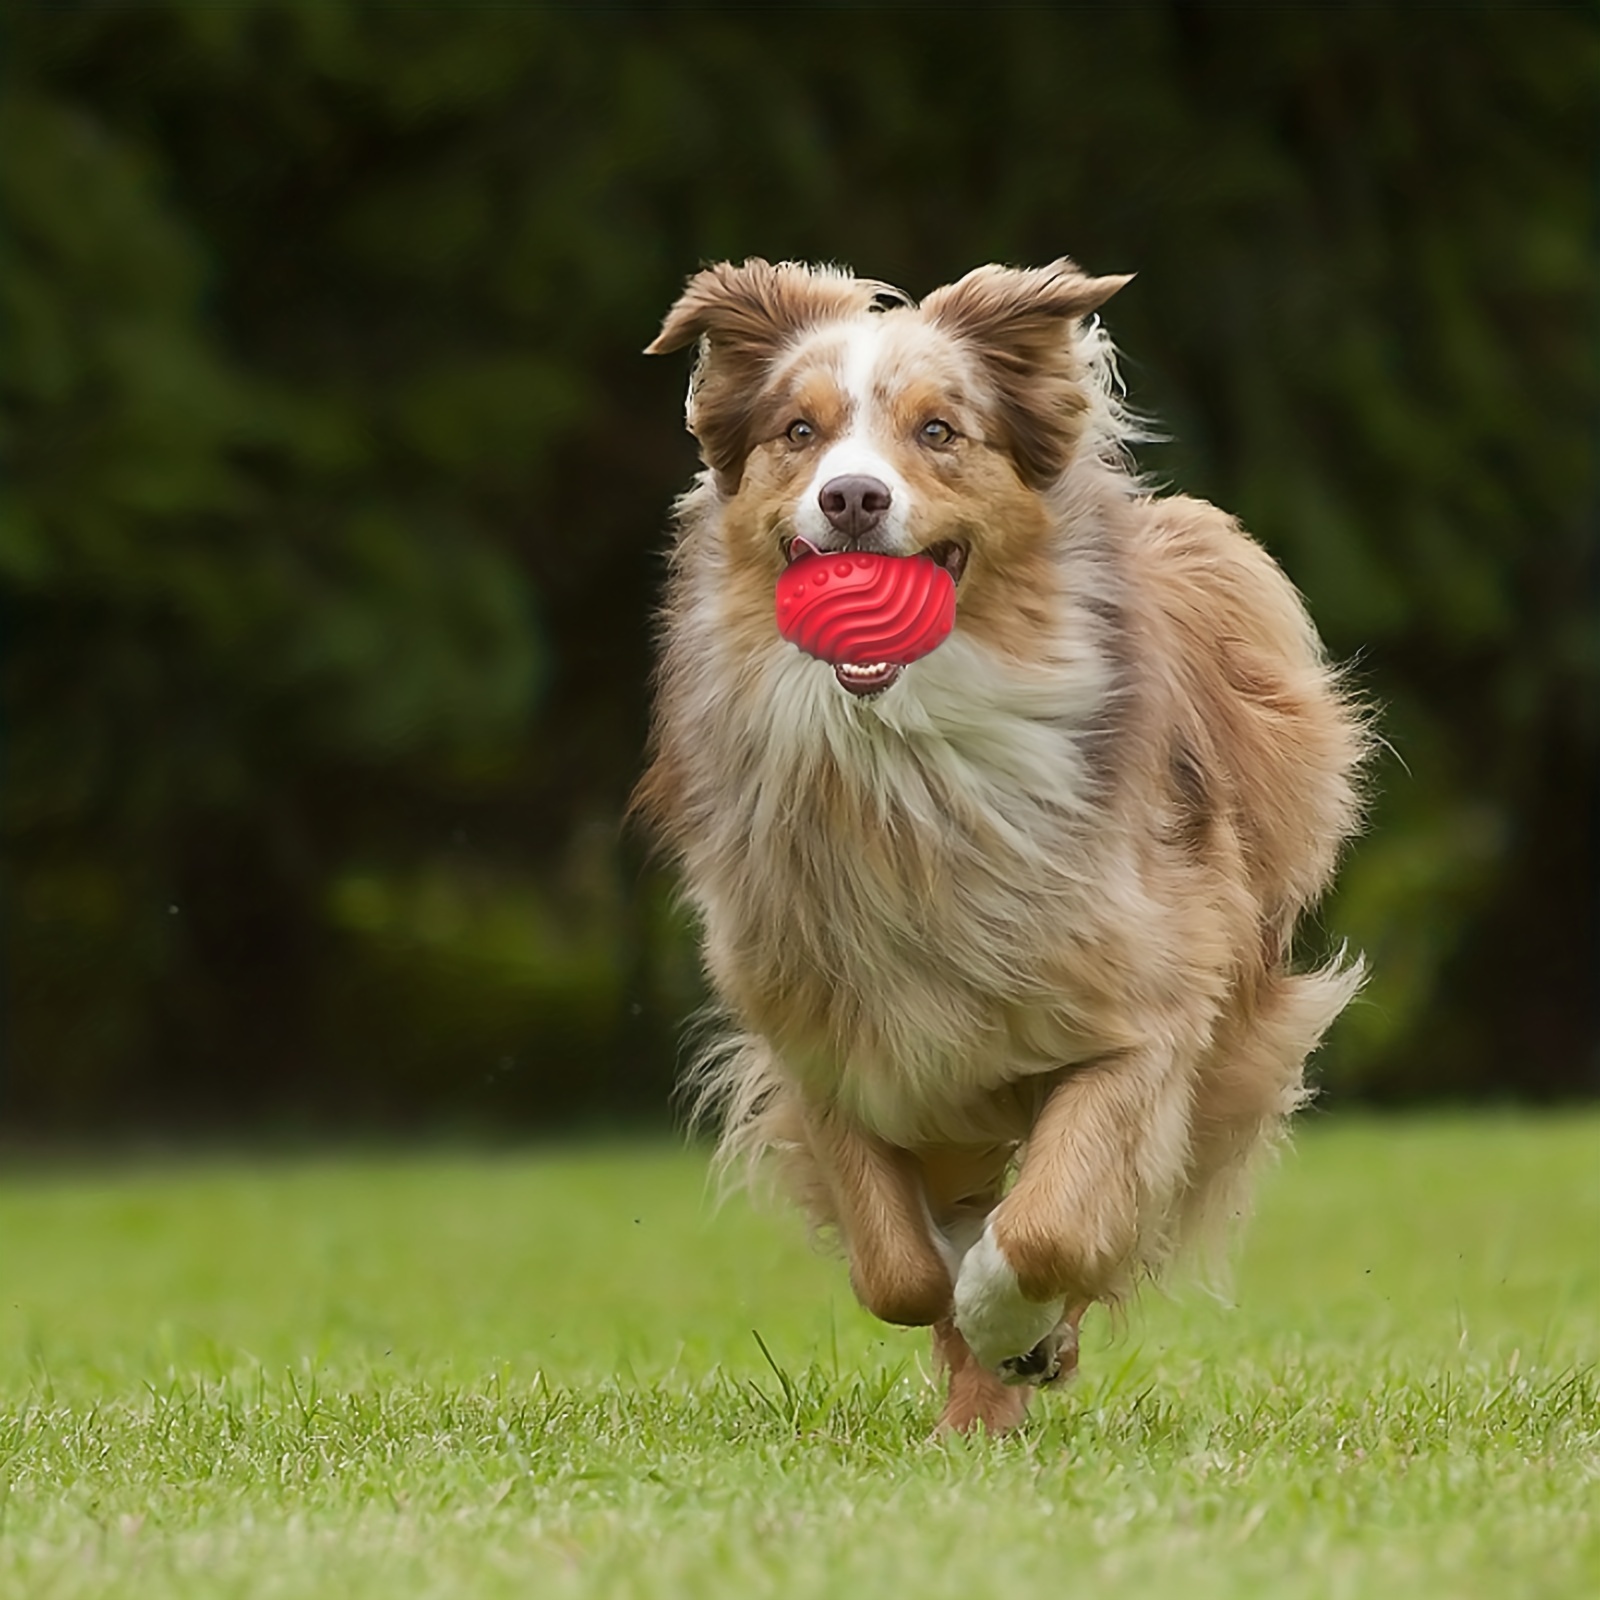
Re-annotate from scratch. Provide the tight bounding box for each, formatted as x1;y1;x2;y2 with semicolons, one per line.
635;259;1365;1435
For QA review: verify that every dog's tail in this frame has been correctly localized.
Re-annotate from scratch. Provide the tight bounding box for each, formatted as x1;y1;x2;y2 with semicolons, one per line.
1173;949;1367;1291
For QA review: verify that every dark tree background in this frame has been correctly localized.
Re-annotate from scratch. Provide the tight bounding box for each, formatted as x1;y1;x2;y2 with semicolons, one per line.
1;3;1594;1135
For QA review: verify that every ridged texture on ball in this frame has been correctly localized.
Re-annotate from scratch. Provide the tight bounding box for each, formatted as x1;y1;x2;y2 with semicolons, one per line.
775;552;956;666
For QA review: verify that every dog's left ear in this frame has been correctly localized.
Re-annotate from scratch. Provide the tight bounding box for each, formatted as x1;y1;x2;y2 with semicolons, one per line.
922;260;1132;488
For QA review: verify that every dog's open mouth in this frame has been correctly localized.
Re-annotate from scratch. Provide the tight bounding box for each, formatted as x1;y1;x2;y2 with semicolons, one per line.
833;661;903;696
918;540;968;584
784;536;965;698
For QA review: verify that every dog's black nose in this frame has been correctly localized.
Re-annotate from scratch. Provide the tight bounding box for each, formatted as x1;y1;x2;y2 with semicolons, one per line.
818;475;892;541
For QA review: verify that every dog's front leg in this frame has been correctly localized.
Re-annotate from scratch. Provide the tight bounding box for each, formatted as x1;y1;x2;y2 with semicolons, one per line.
953;1049;1187;1374
803;1102;953;1327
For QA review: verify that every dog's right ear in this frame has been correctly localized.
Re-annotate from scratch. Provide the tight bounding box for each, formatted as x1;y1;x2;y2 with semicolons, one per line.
647;260;887;493
647;259;795;359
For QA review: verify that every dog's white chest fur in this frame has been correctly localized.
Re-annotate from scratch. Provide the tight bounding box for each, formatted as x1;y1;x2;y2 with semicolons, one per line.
683;628;1119;1144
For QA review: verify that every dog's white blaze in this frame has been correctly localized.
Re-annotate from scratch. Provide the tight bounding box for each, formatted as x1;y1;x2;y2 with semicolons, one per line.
792;321;917;553
953;1225;1066;1370
839;315;881;405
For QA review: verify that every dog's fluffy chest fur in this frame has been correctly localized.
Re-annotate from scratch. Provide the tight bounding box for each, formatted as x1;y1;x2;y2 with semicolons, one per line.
665;567;1142;1144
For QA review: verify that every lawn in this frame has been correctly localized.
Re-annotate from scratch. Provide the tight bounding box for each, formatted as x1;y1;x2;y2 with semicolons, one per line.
1;1115;1596;1599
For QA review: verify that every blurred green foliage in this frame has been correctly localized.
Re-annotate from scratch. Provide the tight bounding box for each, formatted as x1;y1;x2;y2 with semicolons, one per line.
1;3;1594;1131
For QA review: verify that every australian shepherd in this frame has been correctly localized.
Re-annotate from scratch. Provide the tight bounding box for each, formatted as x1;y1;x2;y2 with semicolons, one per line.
635;259;1365;1434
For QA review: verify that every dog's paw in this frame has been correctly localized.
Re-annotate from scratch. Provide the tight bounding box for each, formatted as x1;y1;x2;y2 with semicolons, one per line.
996;1319;1080;1387
952;1226;1065;1374
997;1338;1061;1387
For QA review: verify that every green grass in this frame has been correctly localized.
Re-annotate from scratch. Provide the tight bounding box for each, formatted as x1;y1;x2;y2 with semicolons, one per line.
2;1116;1596;1598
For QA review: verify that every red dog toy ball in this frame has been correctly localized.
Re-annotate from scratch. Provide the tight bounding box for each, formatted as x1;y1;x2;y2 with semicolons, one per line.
775;550;956;674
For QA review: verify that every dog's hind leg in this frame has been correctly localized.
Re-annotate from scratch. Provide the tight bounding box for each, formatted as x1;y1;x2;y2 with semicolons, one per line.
930;1316;1038;1436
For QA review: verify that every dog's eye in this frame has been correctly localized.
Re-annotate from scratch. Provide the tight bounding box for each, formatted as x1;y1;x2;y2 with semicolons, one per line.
920;419;956;447
785;420;816;445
